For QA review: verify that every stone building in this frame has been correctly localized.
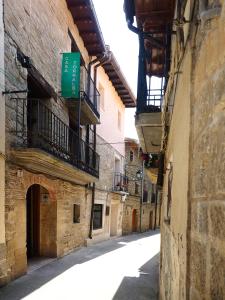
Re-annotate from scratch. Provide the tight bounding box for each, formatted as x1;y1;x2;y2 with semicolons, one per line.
87;53;136;244
0;0;135;285
0;0;7;286
124;0;225;299
122;138;160;235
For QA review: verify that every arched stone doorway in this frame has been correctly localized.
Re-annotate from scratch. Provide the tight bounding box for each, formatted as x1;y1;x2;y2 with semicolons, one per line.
26;184;57;259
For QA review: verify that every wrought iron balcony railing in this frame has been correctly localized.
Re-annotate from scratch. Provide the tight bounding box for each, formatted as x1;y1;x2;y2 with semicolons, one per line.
113;172;129;192
80;66;100;119
12;98;99;177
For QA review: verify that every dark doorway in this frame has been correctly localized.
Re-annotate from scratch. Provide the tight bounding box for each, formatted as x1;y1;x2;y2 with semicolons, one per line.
26;184;40;258
149;211;153;229
132;209;137;232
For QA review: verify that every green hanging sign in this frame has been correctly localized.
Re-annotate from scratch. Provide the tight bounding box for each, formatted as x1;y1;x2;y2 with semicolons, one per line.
61;52;80;98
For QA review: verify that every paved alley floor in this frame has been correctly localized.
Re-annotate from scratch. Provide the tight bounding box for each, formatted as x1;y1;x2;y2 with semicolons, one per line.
0;230;160;300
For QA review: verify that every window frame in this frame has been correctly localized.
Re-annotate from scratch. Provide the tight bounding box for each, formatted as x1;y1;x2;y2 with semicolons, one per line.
73;204;80;224
93;204;103;230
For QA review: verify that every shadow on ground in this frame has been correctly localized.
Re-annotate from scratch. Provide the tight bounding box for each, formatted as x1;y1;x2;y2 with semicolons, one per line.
0;230;160;300
113;253;160;300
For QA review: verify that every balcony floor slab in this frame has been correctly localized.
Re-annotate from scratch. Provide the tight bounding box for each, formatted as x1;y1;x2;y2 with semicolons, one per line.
10;148;99;185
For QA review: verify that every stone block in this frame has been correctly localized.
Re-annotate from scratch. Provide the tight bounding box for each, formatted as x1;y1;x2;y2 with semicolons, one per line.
191;202;208;235
210;203;225;240
190;240;207;295
210;247;225;300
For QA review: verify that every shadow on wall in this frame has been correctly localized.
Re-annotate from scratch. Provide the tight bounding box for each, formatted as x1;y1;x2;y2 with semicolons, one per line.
113;253;160;300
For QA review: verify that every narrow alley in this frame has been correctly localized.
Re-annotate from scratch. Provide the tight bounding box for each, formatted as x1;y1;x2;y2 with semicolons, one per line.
0;231;160;300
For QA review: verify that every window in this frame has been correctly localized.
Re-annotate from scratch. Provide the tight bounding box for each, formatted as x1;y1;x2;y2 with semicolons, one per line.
151;193;156;203
73;204;80;223
106;206;110;216
118;110;121;130
130;150;134;162
143;190;148;202
99;83;104;110
135;182;139;195
93;204;103;229
166;166;173;223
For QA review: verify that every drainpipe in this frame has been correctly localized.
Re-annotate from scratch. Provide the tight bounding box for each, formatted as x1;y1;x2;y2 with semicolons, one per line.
89;182;95;239
140;160;144;232
154;186;158;230
199;0;221;24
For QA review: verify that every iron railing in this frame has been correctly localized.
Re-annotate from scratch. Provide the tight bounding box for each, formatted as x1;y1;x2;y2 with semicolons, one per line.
137;81;164;114
80;66;100;119
113;172;129;192
12;98;99;177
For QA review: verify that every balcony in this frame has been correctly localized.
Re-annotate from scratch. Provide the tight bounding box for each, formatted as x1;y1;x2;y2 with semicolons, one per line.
135;85;163;153
66;66;100;125
11;99;99;184
113;173;129;193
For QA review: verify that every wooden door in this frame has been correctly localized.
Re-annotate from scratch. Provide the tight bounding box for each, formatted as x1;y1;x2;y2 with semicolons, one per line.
149;211;153;229
132;209;137;232
26;185;40;258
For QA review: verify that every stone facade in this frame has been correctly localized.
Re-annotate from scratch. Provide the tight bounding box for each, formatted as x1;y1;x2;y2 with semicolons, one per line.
160;1;225;299
122;139;160;235
5;163;92;282
0;0;8;287
89;133;125;244
0;0;118;285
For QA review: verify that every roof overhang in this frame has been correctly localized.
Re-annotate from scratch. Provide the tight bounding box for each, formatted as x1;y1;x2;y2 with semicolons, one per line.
124;0;175;78
67;1;135;107
103;53;136;108
66;0;106;56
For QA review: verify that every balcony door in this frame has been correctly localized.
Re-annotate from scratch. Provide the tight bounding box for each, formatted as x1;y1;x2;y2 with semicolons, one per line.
27;74;50;148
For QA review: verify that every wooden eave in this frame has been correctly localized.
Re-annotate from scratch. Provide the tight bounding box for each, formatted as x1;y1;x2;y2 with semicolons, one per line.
102;55;136;108
134;0;175;77
67;0;135;107
66;0;105;56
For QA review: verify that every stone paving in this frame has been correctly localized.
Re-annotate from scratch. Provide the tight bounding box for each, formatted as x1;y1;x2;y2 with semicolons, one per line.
0;230;160;300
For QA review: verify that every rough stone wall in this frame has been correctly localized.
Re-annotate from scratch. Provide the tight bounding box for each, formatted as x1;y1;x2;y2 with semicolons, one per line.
160;1;225;299
3;0;90;151
188;2;225;299
160;47;191;300
5;163;91;280
122;196;140;235
0;0;8;287
122;195;156;234
111;193;124;237
4;0;89;93
125;141;142;196
96;134;124;191
125;140;152;200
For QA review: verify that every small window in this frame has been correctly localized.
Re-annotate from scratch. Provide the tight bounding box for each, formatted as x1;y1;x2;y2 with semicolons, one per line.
118;110;121;130
143;190;148;203
73;204;80;223
130;150;134;162
135;182;139;195
93;204;103;229
151;193;156;203
99;83;104;110
106;206;110;216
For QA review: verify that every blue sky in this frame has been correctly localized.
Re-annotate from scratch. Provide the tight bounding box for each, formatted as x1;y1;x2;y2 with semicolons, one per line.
92;0;138;139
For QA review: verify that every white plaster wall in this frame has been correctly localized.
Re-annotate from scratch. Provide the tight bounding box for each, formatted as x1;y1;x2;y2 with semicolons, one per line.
96;67;125;157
